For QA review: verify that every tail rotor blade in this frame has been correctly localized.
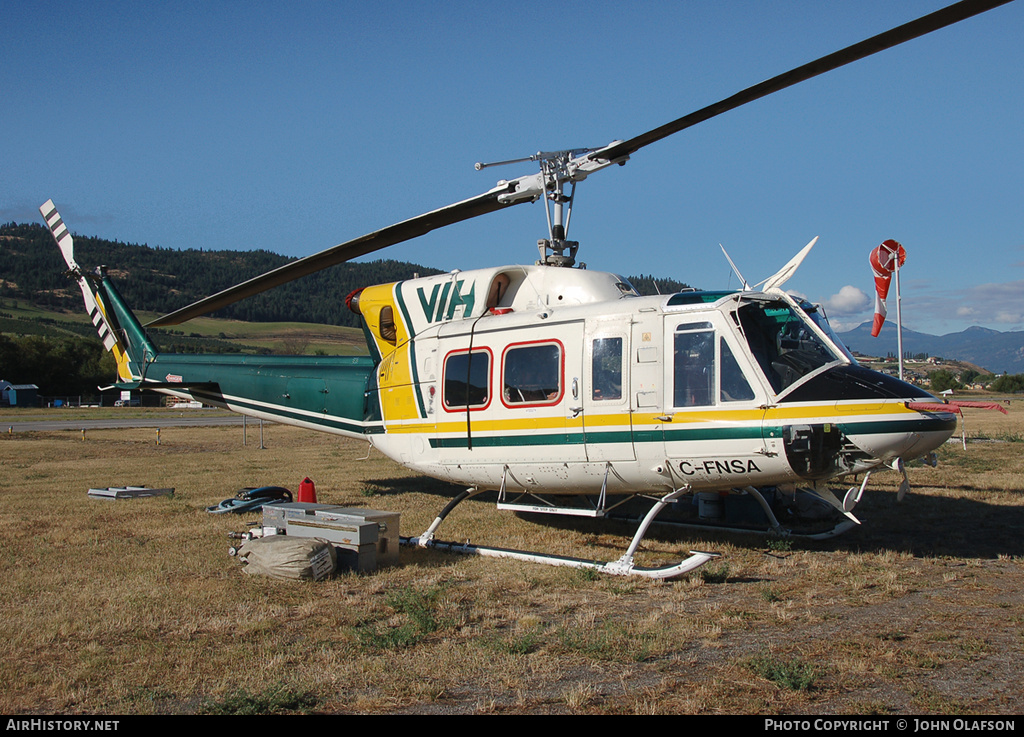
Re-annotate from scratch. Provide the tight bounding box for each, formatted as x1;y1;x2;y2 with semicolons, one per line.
39;200;118;351
40;199;78;271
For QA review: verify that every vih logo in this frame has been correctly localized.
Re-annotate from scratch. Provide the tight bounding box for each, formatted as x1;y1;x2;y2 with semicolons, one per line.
416;279;475;323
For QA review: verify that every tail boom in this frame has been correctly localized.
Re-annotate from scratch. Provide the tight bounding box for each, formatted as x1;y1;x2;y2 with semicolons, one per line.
40;199;380;440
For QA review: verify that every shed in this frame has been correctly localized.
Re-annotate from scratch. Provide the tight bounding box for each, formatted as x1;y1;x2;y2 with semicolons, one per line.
1;381;39;407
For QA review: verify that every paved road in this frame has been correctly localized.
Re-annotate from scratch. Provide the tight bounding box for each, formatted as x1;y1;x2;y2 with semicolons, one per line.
1;414;256;433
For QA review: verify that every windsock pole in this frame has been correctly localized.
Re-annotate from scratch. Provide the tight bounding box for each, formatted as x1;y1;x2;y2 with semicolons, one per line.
895;254;904;381
869;239;907;376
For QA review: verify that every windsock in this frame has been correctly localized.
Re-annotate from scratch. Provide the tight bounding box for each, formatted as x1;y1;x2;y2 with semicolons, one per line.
869;239;906;337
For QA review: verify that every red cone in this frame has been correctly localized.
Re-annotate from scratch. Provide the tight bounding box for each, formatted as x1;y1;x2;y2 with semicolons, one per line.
298;477;317;503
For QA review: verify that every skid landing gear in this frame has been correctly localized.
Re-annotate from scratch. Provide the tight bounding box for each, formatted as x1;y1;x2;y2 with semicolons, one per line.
607;484;863;540
401;487;719;580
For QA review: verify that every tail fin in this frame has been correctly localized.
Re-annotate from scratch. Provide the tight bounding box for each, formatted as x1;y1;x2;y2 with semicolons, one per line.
40;200;157;383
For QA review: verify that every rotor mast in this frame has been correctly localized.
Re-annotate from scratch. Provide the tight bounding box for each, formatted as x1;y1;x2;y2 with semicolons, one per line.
477;148;601;267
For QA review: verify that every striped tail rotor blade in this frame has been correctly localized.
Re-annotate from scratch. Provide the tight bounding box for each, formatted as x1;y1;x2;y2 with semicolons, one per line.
39;200;118;351
40;199;78;270
87;294;118;351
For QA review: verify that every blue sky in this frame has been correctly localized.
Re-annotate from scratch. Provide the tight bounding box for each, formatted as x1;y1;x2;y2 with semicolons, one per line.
3;0;1022;335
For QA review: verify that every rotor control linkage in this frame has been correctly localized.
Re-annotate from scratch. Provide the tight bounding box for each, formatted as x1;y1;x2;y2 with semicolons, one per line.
478;148;602;267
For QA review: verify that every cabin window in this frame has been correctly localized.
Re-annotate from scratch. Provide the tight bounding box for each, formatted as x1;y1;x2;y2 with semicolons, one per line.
720;337;755;402
673;324;715;407
443;350;490;410
503;342;562;405
592;337;623;401
801;301;858;364
378;306;397;345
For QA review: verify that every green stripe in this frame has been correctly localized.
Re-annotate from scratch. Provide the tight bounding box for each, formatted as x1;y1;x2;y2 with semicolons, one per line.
429;416;955;450
394;281;427;419
431;431;586;449
662;426;764;442
431;426;761;449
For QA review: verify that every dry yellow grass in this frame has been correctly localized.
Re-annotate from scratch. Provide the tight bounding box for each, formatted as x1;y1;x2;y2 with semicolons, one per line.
1;402;1022;714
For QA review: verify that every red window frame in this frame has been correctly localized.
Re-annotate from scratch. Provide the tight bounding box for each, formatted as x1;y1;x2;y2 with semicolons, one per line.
500;339;565;409
441;347;493;413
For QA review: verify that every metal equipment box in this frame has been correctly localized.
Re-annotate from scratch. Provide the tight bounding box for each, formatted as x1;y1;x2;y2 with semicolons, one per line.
262;503;400;571
88;486;175;500
261;502;346;531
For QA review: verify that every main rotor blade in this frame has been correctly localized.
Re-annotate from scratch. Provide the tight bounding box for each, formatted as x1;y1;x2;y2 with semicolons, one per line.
145;184;522;327
596;0;1013;163
145;0;1012;327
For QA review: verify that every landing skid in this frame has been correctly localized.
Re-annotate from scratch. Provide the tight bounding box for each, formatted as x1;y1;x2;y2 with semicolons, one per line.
607;512;858;541
402;487;719;580
607;485;863;540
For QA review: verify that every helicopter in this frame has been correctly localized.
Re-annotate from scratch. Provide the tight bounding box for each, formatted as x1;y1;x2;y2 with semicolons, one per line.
40;0;1013;579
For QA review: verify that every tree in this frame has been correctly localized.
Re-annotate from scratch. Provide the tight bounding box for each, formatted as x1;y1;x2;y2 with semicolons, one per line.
0;334;115;398
959;369;981;386
990;374;1024;394
928;369;959;393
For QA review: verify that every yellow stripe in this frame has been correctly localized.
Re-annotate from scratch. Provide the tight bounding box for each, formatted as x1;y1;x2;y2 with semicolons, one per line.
383;401;925;436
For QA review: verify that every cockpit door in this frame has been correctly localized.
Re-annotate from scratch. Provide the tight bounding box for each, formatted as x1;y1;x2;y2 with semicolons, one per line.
660;316;770;488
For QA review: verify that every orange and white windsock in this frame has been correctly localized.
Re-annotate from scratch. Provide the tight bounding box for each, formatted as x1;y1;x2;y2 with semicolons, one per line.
869;239;906;337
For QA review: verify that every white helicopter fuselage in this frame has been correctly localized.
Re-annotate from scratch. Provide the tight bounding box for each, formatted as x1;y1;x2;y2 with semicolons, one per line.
350;263;955;497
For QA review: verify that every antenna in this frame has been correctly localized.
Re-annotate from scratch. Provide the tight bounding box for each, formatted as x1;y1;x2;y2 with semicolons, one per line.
719;244;750;290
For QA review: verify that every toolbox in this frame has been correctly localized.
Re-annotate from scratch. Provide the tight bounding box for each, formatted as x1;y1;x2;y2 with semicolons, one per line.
262;503;399;571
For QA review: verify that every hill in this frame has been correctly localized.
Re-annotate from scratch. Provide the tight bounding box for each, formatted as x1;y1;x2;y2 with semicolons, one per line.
1;222;692;327
1;222;446;328
1;221;696;399
838;322;1024;375
6;219;1021;377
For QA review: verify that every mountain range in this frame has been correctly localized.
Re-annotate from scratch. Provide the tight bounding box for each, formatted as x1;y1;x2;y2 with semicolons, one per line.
837;322;1024;375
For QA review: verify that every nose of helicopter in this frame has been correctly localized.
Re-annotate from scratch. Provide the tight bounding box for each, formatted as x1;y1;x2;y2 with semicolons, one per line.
842;407;957;465
779;364;959;468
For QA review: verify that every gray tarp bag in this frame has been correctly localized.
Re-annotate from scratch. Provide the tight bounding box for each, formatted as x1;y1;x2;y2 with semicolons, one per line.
237;535;337;581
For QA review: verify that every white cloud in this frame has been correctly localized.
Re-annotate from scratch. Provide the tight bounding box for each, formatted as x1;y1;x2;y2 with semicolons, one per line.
824;285;871;316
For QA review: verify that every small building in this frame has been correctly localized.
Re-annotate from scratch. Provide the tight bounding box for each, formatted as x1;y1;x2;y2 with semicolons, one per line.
0;381;40;407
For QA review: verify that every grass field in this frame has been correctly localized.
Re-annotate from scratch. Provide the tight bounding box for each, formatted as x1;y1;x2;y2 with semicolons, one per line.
1;404;1022;715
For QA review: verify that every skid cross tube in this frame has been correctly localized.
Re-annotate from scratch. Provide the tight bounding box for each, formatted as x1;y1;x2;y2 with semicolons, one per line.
402;486;719;580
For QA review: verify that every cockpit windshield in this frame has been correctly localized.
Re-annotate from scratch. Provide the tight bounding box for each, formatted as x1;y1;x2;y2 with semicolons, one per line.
737;299;843;394
798;301;858;364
